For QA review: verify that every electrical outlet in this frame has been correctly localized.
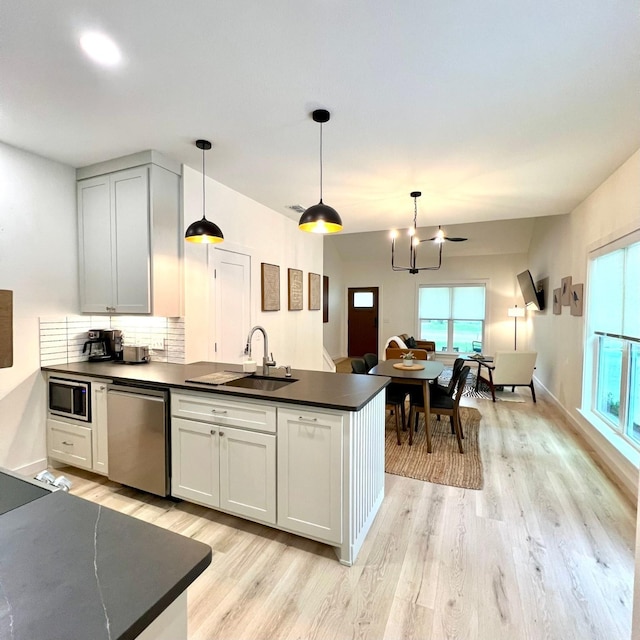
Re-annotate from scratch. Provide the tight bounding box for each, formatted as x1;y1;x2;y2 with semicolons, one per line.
150;338;165;350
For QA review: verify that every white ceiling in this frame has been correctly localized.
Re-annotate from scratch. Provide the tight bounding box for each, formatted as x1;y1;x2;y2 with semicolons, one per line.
1;1;638;235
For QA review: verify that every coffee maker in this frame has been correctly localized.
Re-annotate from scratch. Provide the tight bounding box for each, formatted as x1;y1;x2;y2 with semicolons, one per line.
102;329;124;361
82;329;111;361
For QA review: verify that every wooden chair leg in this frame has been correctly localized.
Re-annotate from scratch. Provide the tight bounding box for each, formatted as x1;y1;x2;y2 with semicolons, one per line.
424;410;432;453
453;410;464;454
408;406;414;446
400;402;406;431
530;380;537;403
395;403;401;445
450;415;454;434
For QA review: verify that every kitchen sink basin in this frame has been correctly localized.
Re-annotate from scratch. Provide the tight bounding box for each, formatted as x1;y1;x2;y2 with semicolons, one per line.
223;375;298;392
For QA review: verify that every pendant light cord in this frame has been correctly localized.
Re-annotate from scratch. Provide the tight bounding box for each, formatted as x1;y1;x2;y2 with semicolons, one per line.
201;145;206;219
319;121;323;202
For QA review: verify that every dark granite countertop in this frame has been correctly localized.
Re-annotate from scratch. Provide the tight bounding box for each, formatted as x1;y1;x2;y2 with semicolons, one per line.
0;486;211;640
42;360;389;411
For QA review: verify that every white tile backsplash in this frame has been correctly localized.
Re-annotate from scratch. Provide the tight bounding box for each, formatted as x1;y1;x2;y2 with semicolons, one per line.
39;316;186;365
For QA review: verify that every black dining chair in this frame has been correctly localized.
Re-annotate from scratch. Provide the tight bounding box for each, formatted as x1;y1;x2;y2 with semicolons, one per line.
409;365;470;454
363;353;378;372
350;358;367;374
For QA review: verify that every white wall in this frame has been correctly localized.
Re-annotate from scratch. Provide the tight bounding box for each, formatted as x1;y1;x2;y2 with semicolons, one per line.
323;244;530;358
527;148;640;496
182;165;324;370
0;142;77;472
322;238;345;359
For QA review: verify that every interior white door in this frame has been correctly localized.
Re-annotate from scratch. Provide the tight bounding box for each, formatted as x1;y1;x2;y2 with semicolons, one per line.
211;249;251;363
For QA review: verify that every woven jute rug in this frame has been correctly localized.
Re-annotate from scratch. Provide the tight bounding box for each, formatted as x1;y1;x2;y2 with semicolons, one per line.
385;406;484;490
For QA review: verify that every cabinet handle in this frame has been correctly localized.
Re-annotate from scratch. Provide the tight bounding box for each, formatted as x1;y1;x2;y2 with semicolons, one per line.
62;441;73;446
299;416;318;422
210;429;216;435
211;409;227;414
219;432;224;437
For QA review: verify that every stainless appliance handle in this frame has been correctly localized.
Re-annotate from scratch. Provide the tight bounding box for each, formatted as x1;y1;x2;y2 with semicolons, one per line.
108;390;165;403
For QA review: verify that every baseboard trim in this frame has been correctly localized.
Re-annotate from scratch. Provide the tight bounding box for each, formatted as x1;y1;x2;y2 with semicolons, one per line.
12;458;48;478
534;376;638;503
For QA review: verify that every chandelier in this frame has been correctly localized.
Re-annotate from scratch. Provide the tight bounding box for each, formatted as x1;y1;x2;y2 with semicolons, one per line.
390;191;442;274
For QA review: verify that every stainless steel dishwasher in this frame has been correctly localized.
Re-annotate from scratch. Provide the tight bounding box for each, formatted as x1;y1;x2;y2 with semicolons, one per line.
107;384;169;497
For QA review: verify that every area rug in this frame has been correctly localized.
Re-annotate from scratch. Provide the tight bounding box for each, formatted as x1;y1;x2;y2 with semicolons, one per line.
385;407;484;490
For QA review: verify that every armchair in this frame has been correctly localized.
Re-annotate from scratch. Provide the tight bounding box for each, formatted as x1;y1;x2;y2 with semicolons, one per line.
477;351;537;402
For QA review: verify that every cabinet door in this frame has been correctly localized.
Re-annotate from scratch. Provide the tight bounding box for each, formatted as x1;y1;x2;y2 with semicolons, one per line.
277;408;343;544
171;417;219;507
78;176;113;312
111;167;151;313
219;426;276;525
91;381;109;475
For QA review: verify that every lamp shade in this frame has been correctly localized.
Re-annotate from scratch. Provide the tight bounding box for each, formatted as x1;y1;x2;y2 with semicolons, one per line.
507;306;525;318
185;217;224;243
298;201;343;234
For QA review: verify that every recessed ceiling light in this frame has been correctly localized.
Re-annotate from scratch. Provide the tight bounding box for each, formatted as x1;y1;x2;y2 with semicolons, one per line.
79;32;122;66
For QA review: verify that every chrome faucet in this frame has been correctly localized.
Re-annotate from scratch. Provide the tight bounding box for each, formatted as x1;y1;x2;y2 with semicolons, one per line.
244;326;276;376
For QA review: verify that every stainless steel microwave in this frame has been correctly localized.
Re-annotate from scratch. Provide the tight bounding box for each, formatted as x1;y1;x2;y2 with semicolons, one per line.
48;378;90;422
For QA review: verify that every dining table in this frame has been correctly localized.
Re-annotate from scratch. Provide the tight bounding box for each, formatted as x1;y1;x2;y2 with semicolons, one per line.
368;358;445;446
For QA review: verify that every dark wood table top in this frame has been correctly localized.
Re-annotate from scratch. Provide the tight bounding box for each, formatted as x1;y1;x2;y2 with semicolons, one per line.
368;359;444;381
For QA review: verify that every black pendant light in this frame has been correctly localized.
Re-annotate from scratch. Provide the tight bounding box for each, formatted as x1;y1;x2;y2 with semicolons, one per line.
299;109;343;234
185;139;224;244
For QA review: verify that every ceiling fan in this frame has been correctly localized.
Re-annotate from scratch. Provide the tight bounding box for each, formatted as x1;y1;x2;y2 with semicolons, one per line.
424;225;468;243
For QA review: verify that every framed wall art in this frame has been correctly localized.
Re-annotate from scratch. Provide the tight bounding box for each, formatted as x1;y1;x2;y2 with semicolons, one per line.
261;263;280;311
570;283;584;317
308;272;321;310
288;268;303;311
561;276;572;306
552;288;561;315
323;275;329;323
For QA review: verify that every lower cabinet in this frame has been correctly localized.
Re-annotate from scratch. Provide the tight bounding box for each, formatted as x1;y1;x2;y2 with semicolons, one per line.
276;407;343;545
46;375;110;475
171;415;276;525
91;381;109;475
47;418;93;470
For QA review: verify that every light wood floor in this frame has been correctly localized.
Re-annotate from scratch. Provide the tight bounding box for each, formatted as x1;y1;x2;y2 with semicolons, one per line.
59;391;636;640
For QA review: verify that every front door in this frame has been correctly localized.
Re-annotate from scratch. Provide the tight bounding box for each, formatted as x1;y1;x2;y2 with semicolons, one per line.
347;287;379;357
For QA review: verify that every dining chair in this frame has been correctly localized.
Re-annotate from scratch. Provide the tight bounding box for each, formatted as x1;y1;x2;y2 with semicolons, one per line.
350;358;367;374
409;365;470;453
363;353;378;372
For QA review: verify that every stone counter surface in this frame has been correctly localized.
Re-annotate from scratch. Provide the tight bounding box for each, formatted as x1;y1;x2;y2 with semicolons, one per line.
42;360;389;411
0;488;211;640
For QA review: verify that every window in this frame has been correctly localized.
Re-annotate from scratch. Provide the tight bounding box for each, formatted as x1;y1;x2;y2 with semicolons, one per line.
418;285;485;352
588;238;640;445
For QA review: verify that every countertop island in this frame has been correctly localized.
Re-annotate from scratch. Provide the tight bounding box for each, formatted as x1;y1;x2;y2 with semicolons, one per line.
41;360;389;411
41;360;388;566
0;470;211;640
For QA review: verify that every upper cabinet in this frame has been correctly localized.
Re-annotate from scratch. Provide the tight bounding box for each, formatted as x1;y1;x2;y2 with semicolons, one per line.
77;151;182;316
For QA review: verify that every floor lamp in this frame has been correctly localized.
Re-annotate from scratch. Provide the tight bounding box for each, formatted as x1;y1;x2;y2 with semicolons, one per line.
507;305;525;350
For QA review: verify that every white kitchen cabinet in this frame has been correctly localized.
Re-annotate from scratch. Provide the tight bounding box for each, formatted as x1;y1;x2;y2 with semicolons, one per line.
47;417;93;470
277;407;344;545
171;417;220;506
77;151;181;315
171;392;276;525
91;380;109;475
219;425;276;523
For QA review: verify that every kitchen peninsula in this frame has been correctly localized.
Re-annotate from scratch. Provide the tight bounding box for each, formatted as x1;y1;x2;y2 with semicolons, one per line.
42;361;389;565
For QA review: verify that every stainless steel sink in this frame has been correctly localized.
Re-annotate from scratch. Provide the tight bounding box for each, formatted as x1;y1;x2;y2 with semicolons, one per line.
223;375;298;391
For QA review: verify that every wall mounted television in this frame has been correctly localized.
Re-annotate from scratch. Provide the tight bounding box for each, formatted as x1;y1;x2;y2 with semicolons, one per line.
517;270;545;311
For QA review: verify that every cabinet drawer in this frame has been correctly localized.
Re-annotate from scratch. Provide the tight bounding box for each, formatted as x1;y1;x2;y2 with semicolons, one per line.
171;391;276;433
47;418;92;470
